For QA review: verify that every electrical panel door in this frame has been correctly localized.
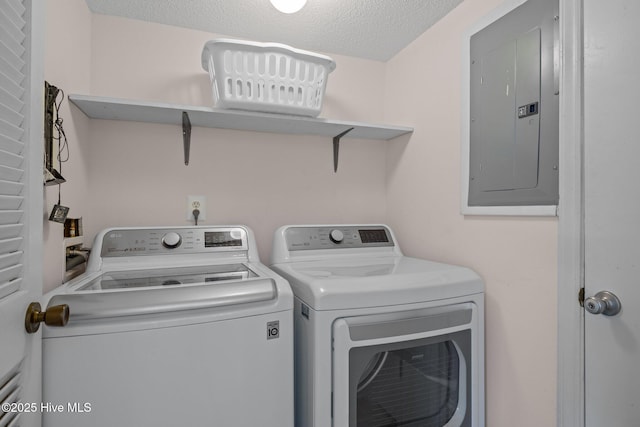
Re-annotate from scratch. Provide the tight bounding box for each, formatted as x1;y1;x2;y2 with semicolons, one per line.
468;0;558;207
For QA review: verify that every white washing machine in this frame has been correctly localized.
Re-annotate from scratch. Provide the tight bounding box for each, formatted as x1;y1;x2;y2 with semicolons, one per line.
270;224;485;427
42;226;293;427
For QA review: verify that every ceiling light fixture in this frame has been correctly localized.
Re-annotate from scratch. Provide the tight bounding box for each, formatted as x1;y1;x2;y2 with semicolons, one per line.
269;0;307;14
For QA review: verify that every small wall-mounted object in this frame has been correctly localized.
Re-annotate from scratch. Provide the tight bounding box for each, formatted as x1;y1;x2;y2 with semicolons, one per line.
64;217;83;238
48;204;69;223
63;217;87;282
63;235;88;283
44;81;67;186
461;0;559;216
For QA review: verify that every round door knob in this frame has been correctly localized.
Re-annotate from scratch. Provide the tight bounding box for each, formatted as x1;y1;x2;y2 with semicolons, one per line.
25;302;70;334
585;291;621;316
162;232;182;249
329;229;344;244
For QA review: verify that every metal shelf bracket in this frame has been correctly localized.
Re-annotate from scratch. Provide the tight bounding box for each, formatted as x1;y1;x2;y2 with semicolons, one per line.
333;127;354;172
182;111;191;165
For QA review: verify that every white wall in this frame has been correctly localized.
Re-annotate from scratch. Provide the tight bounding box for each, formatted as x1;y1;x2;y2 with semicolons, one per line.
384;0;558;426
43;0;92;292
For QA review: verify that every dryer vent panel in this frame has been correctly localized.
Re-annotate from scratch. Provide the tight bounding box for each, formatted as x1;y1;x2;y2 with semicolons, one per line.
468;0;558;208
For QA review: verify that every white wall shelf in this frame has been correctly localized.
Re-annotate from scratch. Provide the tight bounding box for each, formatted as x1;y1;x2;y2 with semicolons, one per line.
68;94;413;171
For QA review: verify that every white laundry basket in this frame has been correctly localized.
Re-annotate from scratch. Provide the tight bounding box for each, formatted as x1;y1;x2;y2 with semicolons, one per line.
201;39;336;117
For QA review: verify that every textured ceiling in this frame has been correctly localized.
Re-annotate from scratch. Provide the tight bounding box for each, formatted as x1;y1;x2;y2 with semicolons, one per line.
83;0;463;61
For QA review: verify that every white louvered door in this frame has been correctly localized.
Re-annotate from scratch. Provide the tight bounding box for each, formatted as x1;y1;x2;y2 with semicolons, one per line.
0;0;44;426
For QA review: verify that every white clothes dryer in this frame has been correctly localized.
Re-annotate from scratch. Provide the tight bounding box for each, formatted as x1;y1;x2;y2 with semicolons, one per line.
270;224;485;427
43;226;293;427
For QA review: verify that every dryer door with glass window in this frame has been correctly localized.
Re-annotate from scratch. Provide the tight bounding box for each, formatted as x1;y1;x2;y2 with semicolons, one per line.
332;304;479;427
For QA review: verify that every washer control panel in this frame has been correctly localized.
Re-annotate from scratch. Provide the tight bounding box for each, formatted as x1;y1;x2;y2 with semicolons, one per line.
284;226;394;251
100;227;248;257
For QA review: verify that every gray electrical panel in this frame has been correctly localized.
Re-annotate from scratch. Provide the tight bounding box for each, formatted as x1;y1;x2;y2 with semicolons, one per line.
468;0;558;207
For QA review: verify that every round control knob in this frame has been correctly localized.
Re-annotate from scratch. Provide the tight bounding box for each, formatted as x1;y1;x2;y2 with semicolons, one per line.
329;229;344;244
161;232;182;249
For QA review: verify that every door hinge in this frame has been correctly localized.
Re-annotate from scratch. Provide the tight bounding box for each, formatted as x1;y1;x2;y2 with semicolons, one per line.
331;391;333;418
578;287;585;307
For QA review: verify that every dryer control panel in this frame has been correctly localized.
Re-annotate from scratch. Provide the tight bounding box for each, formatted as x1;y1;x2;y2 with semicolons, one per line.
284;225;394;251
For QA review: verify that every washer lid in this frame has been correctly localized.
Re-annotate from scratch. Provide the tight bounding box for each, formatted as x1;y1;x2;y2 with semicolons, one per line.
48;264;277;321
271;256;483;310
79;264;258;290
